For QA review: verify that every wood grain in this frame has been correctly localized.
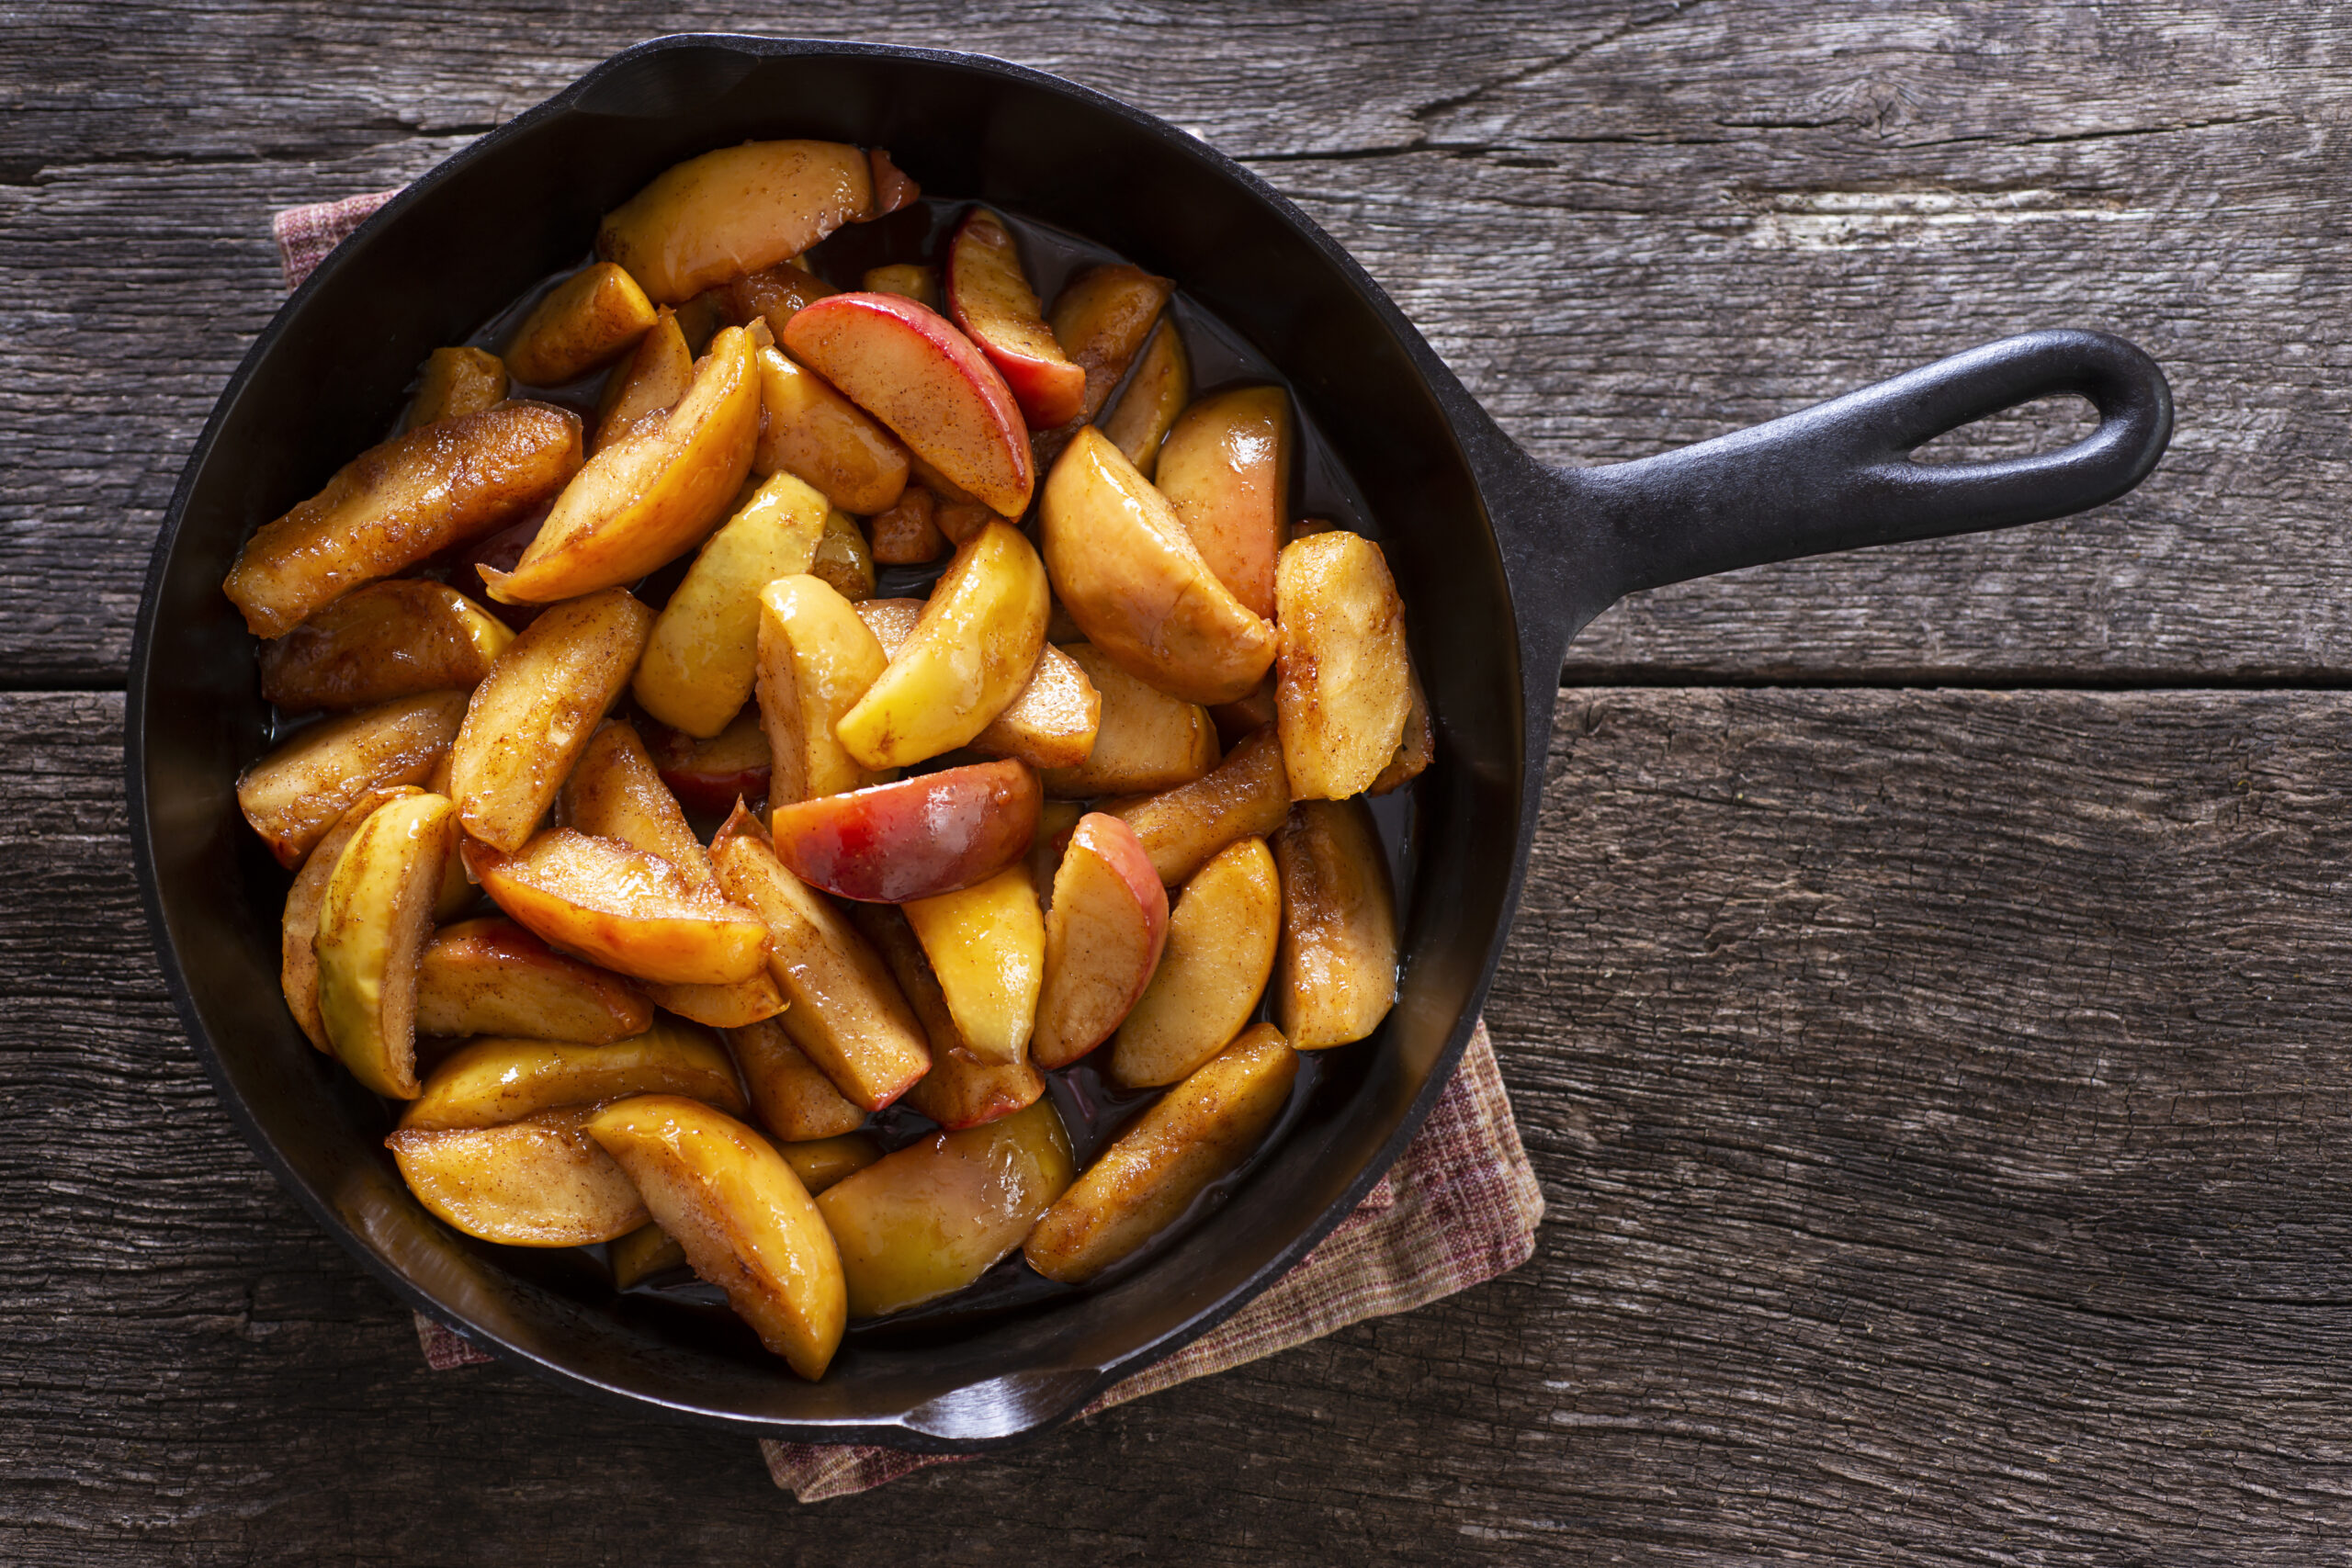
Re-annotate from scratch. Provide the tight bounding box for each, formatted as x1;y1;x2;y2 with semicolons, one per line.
11;690;2352;1562
3;3;2346;682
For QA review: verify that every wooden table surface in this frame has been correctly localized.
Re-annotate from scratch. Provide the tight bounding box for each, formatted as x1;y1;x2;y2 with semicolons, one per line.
9;3;2350;1561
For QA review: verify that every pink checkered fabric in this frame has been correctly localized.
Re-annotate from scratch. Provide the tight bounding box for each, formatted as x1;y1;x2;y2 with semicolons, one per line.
282;190;1544;1502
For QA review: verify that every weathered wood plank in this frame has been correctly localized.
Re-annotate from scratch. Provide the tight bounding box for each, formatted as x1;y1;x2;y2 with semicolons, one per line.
11;689;2352;1562
3;3;2348;683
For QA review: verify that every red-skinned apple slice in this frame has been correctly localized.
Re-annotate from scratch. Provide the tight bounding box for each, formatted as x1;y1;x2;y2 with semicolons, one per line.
1030;812;1170;1068
945;208;1085;429
780;292;1035;517
766;758;1040;904
641;707;773;816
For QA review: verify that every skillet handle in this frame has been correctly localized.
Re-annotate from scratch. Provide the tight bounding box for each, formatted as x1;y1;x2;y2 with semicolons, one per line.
1566;328;2172;597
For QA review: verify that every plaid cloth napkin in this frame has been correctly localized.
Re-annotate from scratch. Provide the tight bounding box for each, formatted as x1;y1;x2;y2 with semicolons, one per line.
279;188;1544;1503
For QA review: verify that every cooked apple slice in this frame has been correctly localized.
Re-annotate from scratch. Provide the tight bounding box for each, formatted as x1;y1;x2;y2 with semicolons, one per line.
836;521;1050;769
610;1222;689;1286
754;574;892;807
401;345;508;433
597;140;874;305
1099;316;1190;479
1040;427;1276;705
584;1094;847;1380
723;1017;866;1142
1026;1021;1297;1284
1155;387;1291;621
633;469;828;738
781;1133;883;1195
281;785;421;1050
1368;656;1432;795
933;498;997;547
464;829;769;987
816;1098;1074;1319
862;264;939;309
866;486;945;564
1274;530;1411;801
1207;671;1278;748
259;581;514;712
400;1021;745;1132
857;592;1093;768
592;306;692;454
809;506;876;604
901;862;1046;1065
752;344;911;516
865;147;920;215
945;208;1084;429
1272;799;1397;1048
505;262;659;386
846;901;1046;1130
238;690;467;868
767;759;1039;904
314;791;458;1098
642;707;772;815
481;326;761;604
390;1107;649;1247
1049;263;1174;423
781;292;1034;517
413;916;652;1043
447;587;650;852
726;260;837;341
1031;812;1170;1069
1104;725;1290;886
1040;644;1218;798
1109;837;1282;1088
223;401;582;638
708;806;930;1111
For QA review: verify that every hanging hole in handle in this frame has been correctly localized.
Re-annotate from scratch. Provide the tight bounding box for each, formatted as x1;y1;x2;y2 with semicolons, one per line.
1908;391;2102;467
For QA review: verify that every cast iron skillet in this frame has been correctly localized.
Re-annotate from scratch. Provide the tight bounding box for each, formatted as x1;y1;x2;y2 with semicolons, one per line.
127;35;2172;1451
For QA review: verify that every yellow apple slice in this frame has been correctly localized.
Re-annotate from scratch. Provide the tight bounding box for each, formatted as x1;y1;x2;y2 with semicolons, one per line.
862;264;939;309
1099;316;1190;479
1369;656;1433;795
846;901;1046;1130
447;587;651;853
593;306;693;454
1155;386;1291;621
596;141;875;305
901;862;1045;1066
723;1018;867;1142
504;262;659;386
815;1097;1074;1319
585;1095;847;1380
1026;1021;1297;1284
808;506;876;604
281;784;421;1051
238;689;468;868
1040;644;1218;798
481;326;762;604
1040;426;1276;705
1274;530;1412;801
778;1133;881;1195
1103;724;1291;886
752;344;911;516
400;1021;747;1132
259;580;514;713
413;916;652;1044
400;345;509;433
1031;813;1170;1069
835;521;1049;769
633;469;829;739
610;1222;689;1286
314;791;458;1099
463;829;770;987
1272;799;1397;1048
1109;837;1282;1088
754;574;892;807
856;598;1100;771
390;1107;649;1247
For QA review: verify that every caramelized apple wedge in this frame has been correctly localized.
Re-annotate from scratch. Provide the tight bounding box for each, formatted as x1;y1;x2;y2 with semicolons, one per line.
1026;1022;1297;1284
1099;316;1190;479
781;292;1034;517
752;344;911;515
1274;530;1412;801
1109;836;1282;1088
447;587;651;852
315;791;458;1098
1041;644;1218;798
1040;427;1276;705
259;580;514;712
1031;813;1170;1069
815;1098;1074;1319
633;469;828;739
1368;656;1433;795
400;1021;746;1132
585;1095;848;1380
413;916;653;1044
222;401;583;637
708;807;930;1111
726;261;837;342
902;862;1046;1066
723;1018;867;1142
597;140;875;305
754;574;891;807
1048;263;1174;423
836;521;1050;770
809;506;876;604
1104;724;1290;886
1157;387;1291;621
779;1133;882;1194
282;784;421;1050
643;707;772;815
505;262;658;386
401;345;508;433
862;264;939;309
592;306;692;454
610;1222;689;1286
464;829;770;987
768;759;1039;904
866;486;945;564
856;599;1100;771
481;326;761;604
390;1107;649;1247
848;901;1046;1130
239;689;468;868
1272;799;1397;1048
945;208;1084;428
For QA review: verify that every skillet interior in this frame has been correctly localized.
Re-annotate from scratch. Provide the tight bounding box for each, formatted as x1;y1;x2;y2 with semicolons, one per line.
130;36;1536;1448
